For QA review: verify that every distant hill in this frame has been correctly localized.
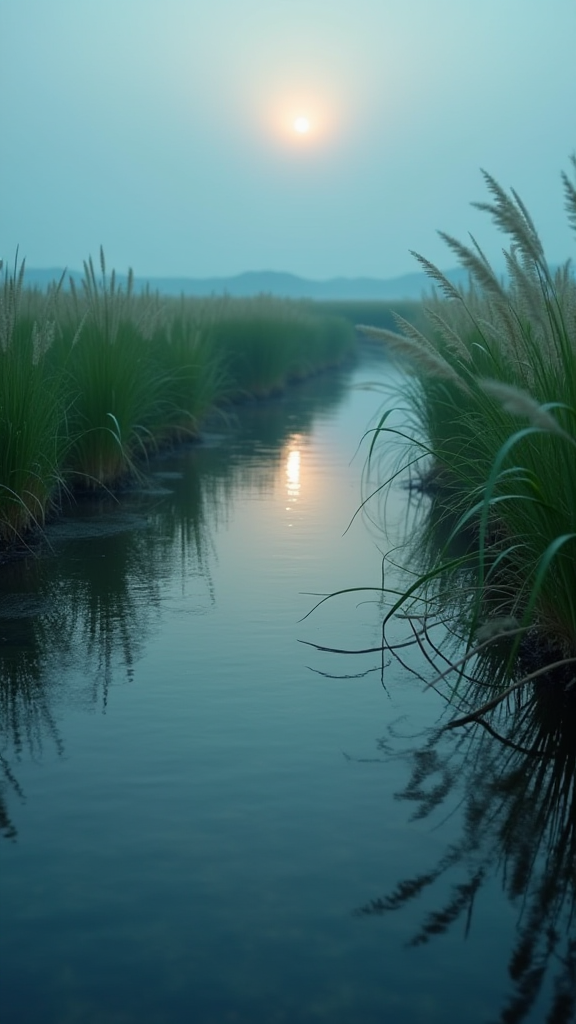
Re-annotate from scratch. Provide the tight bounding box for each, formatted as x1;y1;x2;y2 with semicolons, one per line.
21;266;473;301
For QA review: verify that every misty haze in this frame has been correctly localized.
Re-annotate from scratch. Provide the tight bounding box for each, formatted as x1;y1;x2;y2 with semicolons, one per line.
1;2;575;1023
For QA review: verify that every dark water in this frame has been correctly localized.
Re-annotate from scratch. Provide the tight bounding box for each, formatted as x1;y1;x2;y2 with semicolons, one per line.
0;353;573;1024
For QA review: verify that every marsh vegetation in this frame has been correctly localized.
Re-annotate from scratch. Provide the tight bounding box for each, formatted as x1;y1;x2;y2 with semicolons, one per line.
0;320;573;1024
353;157;576;720
1;160;575;1024
0;250;358;551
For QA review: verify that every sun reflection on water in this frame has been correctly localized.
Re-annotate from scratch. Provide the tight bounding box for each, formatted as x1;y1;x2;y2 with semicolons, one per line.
286;449;301;499
284;437;303;526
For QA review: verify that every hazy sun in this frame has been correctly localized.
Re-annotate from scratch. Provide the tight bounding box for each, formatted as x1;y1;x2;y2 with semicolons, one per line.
293;116;310;134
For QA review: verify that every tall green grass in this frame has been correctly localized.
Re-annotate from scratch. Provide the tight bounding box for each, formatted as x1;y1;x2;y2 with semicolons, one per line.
360;156;576;709
0;256;67;543
55;251;164;489
315;299;426;335
149;299;228;442
208;295;355;397
0;252;356;551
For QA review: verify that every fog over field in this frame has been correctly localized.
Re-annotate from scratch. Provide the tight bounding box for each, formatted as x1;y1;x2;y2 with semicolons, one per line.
1;0;575;281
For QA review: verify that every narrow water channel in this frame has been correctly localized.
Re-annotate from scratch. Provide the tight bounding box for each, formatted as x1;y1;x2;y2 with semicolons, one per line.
0;352;571;1023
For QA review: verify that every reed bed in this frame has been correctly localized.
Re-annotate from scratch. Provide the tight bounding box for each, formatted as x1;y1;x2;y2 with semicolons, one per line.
209;295;355;397
54;254;165;489
0;257;67;544
0;250;356;550
315;299;426;335
360;157;576;710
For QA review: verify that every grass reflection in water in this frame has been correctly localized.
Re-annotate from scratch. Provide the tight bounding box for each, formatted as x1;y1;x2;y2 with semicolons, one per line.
346;606;576;1024
0;362;352;845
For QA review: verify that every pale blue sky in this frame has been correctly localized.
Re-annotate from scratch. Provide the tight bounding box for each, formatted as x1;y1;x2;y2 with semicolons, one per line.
2;0;575;280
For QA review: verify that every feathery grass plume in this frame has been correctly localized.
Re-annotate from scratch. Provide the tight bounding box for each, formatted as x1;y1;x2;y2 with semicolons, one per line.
502;248;546;329
355;156;576;705
471;171;572;354
391;311;452;357
561;154;576;235
409;250;464;302
357;324;466;386
473;169;546;269
411;244;527;372
438;232;529;360
422;308;472;363
438;231;509;304
479;380;576;444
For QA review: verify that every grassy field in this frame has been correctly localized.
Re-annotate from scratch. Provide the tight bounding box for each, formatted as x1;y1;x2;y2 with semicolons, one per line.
0;249;357;550
359;157;576;716
314;298;426;334
0;259;68;544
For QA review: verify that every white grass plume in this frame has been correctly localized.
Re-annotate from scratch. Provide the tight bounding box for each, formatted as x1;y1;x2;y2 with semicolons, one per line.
480;379;576;445
357;324;467;386
422;308;472;363
562;154;576;235
473;170;546;269
408;251;464;302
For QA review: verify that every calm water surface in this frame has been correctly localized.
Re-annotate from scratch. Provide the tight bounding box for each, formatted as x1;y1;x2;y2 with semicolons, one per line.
0;353;572;1023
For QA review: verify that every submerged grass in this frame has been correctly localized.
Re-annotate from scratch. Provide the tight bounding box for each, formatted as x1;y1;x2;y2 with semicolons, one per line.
0;251;356;550
358;156;576;712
